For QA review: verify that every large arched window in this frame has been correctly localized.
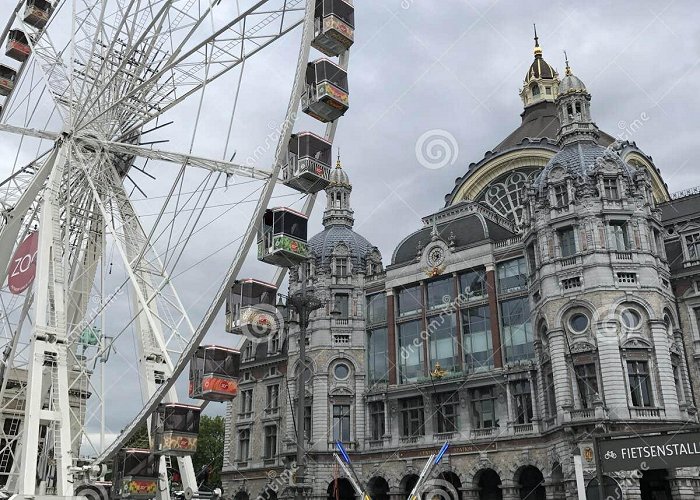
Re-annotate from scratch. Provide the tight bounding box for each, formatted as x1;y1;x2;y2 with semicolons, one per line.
477;169;541;226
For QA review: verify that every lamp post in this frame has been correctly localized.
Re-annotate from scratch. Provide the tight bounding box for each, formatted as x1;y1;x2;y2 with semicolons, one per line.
285;265;341;500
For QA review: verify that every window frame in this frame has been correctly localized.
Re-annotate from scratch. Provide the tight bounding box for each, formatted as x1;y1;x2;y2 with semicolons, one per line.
558;226;577;258
470;386;497;429
332;404;351;442
574;362;599;409
368;401;385;441
553;183;569;207
684;231;700;261
263;425;278;459
433;392;459;433
626;359;654;408
603;177;620;200
237;428;250;461
399;397;425;437
511;379;534;425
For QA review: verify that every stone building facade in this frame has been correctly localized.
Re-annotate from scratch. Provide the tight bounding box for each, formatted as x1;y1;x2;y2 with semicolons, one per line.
222;37;700;500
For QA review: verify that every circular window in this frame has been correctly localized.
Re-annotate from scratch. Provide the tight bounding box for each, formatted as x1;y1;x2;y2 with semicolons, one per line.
334;363;350;380
621;309;641;329
569;313;589;333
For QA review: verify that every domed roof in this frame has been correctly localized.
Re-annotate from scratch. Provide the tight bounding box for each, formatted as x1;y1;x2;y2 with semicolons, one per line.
559;73;586;94
329;162;351;187
533;141;636;191
525;54;556;82
308;225;375;268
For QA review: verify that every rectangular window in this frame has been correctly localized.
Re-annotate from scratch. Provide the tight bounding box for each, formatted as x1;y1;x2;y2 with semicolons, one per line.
603;178;620;199
240;389;253;415
695;308;700;338
553;184;569;207
398;285;423;317
610;221;630;251
462;306;493;372
574;363;599;409
685;232;700;260
428;314;459;373
558;227;577;258
238;429;250;461
497;258;528;294
368;327;389;383
500;297;534;363
426;277;454;310
544;364;557;416
368;401;385;441
243;341;254;361
471;387;497;429
526;243;537;274
266;384;279;411
399;397;425;437
334;293;349;318
459;269;487;300
512;380;533;425
433;392;458;433
366;294;387;325
332;404;351;442
335;257;348;276
270;332;280;353
398;320;423;383
304;403;312;441
672;357;684;402
627;360;654;407
263;425;277;459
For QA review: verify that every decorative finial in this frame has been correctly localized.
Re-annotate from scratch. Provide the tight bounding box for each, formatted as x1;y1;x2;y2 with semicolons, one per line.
564;50;572;76
336;149;342;169
430;218;439;241
533;23;542;57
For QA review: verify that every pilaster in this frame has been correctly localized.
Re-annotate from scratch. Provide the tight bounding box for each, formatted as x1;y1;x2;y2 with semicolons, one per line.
650;319;680;418
595;320;628;419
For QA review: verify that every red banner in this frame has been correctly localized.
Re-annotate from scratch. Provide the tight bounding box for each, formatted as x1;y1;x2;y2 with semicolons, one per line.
7;232;38;294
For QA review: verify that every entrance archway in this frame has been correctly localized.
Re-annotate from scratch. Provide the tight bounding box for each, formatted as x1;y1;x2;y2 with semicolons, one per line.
400;474;419;500
586;476;622;500
474;468;502;500
516;466;545;500
640;469;671;500
368;476;390;500
328;478;356;500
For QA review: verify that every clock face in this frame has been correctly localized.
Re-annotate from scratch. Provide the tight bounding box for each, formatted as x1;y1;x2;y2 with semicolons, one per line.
427;246;445;267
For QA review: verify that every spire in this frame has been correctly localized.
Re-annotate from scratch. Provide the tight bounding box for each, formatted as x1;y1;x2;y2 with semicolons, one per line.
533;23;542;57
323;150;354;227
564;50;572;76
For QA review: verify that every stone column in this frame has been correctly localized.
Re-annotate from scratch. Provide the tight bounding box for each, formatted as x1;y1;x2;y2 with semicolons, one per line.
387;291;397;385
543;480;565;500
500;482;519;500
545;328;572;419
485;265;503;368
314;373;329;448
389;489;405;500
622;475;642;500
674;329;695;406
595;319;629;419
650;319;680;419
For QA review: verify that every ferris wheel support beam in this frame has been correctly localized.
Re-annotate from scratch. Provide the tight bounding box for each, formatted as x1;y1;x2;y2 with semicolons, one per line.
18;143;74;496
92;0;317;465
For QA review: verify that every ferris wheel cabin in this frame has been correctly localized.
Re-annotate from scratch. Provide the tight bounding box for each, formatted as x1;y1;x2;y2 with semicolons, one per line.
189;345;241;401
23;0;53;29
257;207;309;267
152;403;200;456
0;65;17;97
302;59;349;123
6;30;31;62
110;449;158;499
282;132;332;193
226;279;279;337
312;0;355;57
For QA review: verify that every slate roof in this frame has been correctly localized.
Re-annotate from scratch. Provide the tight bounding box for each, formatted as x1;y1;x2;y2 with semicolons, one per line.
308;225;375;268
391;208;516;266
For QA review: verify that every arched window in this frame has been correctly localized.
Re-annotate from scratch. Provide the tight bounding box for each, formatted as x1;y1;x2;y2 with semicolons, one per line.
575;102;582;114
531;84;540;97
567;103;573;116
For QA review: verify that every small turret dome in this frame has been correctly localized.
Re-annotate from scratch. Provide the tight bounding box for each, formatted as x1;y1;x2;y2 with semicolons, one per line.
329;159;351;188
559;55;586;94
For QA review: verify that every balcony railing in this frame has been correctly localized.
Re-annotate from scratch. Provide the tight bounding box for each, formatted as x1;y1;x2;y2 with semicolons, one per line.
569;408;595;420
434;431;456;441
367;440;384;449
560;255;579;267
471;427;497;439
512;423;534;434
631;407;665;419
333;318;350;326
614;251;633;260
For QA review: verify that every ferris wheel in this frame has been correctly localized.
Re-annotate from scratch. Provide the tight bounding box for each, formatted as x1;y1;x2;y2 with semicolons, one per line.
0;0;354;497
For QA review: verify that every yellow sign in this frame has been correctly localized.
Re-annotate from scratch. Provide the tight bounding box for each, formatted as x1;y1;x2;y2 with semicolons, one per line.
583;447;594;463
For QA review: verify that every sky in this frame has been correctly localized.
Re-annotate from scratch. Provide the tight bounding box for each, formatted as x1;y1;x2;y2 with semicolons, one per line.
1;0;700;452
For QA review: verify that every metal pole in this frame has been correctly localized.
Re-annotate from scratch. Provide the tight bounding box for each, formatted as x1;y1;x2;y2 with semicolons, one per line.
593;433;605;500
572;448;586;500
296;264;307;500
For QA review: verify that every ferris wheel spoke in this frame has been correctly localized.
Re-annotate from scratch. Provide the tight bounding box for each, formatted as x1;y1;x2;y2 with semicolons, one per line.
0;123;59;141
80;0;305;134
99;139;273;179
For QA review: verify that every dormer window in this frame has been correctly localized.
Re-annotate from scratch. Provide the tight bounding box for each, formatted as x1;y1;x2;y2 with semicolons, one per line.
558;227;577;258
531;84;540;97
609;221;630;251
575;102;581;114
566;104;573;116
335;257;348;276
603;178;619;200
685;232;700;261
553;184;569;207
545;86;551;95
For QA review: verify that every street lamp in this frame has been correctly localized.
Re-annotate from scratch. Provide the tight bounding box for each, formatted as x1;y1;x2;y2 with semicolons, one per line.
283;265;341;500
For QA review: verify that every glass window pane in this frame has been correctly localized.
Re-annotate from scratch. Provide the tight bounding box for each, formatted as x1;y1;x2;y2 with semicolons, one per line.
398;285;422;317
426;277;454;310
398;320;423;383
497;258;528;293
459;269;487;300
500;297;533;363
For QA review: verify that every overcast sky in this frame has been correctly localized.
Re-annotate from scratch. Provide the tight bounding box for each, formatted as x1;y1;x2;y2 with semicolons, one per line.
2;0;700;449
